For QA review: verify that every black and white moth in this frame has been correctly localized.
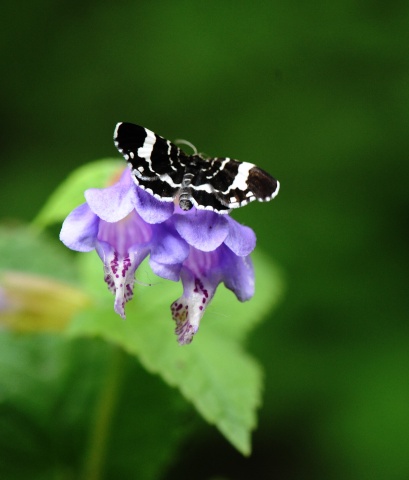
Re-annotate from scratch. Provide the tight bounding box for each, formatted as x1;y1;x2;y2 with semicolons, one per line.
114;122;280;214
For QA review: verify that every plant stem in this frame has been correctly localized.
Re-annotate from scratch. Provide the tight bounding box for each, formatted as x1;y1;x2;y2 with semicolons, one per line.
81;344;125;480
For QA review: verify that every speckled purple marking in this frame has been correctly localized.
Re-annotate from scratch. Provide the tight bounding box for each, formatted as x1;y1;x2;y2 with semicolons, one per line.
110;251;119;277
122;254;131;278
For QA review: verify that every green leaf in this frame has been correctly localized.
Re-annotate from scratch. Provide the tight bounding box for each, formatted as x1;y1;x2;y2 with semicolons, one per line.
68;249;282;455
0;225;90;332
0;224;78;281
32;159;122;228
0;333;192;480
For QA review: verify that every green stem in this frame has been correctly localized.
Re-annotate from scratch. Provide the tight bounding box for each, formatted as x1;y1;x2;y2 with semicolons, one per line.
81;345;126;480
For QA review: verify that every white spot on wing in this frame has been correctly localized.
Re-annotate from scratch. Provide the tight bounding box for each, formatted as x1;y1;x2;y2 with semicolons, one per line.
218;158;230;170
272;180;280;198
159;173;181;188
113;122;122;140
222;162;253;194
138;129;156;160
191;183;214;193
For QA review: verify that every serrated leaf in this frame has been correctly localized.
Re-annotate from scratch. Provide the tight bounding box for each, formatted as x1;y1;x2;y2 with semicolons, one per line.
32;159;123;228
68;249;282;455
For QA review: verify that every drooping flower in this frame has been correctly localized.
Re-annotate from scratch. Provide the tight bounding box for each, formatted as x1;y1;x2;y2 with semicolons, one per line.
170;209;256;344
60;165;259;345
60;168;189;318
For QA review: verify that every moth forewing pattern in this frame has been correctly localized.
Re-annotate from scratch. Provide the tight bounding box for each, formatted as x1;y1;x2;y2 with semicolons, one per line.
114;122;279;214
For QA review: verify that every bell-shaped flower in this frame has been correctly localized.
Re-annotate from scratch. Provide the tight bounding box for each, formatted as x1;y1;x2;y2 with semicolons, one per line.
60;169;189;318
60;166;261;345
170;209;256;344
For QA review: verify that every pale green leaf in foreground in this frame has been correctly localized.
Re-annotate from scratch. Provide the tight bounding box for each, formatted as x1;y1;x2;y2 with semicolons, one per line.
32;159;122;228
68;249;283;455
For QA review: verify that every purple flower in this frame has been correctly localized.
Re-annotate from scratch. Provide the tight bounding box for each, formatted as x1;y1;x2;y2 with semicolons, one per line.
170;209;256;344
60;169;189;318
60;167;258;344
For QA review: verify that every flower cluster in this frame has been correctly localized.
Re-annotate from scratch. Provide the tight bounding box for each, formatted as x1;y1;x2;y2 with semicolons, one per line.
60;168;256;344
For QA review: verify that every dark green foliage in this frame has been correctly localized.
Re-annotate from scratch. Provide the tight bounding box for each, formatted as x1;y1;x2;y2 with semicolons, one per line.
1;1;409;478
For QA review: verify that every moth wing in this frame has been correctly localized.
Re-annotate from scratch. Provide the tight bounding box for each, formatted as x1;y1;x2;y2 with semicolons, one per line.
114;122;186;187
207;157;280;209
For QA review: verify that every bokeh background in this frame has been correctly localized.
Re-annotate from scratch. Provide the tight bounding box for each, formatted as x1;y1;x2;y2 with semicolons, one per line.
2;1;409;479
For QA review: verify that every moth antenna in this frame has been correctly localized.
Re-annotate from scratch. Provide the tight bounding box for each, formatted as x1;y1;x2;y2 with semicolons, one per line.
174;138;198;155
134;278;157;288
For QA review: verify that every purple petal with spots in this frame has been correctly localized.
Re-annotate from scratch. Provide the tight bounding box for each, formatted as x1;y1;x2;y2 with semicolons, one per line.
96;241;149;319
97;211;152;256
170;248;221;344
173;210;229;252
171;267;217;345
60;160;261;343
169;244;255;344
224;216;256;257
85;169;136;223
60;203;98;252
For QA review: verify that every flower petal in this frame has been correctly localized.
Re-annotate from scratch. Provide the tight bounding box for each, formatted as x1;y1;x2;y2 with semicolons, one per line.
220;245;255;301
171;268;217;345
85;169;136;222
148;225;188;281
174;210;228;252
60;203;98;252
135;187;175;224
149;260;182;282
97;211;152;256
150;224;190;266
224;216;256;256
96;240;149;319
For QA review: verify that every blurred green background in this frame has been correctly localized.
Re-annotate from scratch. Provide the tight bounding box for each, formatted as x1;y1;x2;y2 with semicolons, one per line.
1;1;409;479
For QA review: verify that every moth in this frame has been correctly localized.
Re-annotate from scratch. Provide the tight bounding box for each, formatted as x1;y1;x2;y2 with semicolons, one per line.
114;122;279;214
